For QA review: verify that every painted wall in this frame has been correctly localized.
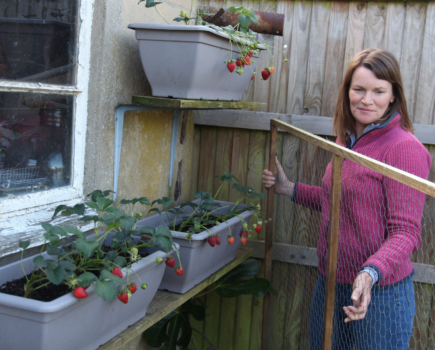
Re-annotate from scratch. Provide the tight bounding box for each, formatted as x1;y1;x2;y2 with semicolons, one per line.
85;0;196;216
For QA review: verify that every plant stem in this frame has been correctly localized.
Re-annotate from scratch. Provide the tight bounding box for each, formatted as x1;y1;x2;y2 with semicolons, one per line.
155;6;169;24
191;328;218;350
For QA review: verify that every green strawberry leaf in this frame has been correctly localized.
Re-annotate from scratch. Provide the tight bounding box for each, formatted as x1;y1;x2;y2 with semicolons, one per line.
79;215;100;223
44;232;60;246
59;260;76;272
120;216;136;230
113;256;127;268
75;238;100;258
153;226;173;253
216;277;271;298
99;269;124;285
63;226;86;239
85;201;99;209
217;173;239;184
52;203;85;218
97;196;114;210
47;246;66;256
176;313;192;348
45;264;66;285
52;226;68;237
77;272;97;287
41;223;53;233
247;11;258;23
19;240;30;250
162;313;182;350
238;14;251;32
33;255;50;266
94;279;117;301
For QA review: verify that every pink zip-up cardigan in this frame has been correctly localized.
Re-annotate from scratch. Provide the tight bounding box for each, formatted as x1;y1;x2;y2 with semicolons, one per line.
294;114;431;286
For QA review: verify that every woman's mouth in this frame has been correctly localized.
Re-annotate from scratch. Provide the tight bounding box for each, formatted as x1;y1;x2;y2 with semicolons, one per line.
358;108;374;113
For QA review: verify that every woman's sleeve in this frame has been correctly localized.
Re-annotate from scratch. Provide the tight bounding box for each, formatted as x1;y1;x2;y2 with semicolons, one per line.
292;182;323;212
363;139;432;284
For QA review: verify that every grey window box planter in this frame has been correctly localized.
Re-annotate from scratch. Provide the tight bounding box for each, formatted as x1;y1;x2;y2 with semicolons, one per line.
128;23;265;101
136;199;253;294
0;232;178;350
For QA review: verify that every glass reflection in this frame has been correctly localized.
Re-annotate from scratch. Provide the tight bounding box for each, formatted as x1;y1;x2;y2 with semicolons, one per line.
0;91;72;198
0;0;78;85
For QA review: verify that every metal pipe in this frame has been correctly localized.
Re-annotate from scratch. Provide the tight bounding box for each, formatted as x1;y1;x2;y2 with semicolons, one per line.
199;7;284;36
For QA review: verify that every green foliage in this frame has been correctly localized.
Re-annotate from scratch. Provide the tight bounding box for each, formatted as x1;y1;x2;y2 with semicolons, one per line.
17;189;175;301
144;259;273;349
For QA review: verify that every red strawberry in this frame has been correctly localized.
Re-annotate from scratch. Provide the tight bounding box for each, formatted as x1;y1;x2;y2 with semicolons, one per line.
255;225;262;234
83;285;90;290
241;237;247;245
269;66;275;75
128;283;137;294
247;51;253;57
118;292;129;304
243;56;252;66
73;286;88;299
236;59;244;67
227;235;235;245
165;257;175;268
111;267;123;279
239;231;248;238
261;69;271;81
251;74;255;81
216;236;221;245
227;62;236;73
175;267;184;276
208;236;217;247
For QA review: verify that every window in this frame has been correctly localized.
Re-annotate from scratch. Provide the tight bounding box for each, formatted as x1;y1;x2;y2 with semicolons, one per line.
0;0;93;219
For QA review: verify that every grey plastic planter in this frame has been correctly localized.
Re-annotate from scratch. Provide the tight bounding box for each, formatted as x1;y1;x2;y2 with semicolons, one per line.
136;200;252;294
128;23;265;101
0;233;178;350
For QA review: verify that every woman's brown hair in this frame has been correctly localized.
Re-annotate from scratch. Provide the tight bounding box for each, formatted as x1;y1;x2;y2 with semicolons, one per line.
333;48;413;144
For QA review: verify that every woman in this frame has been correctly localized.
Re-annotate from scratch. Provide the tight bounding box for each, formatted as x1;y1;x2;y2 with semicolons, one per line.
263;49;431;350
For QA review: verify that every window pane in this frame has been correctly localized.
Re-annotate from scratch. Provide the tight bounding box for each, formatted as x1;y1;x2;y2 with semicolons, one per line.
0;91;73;199
0;0;79;85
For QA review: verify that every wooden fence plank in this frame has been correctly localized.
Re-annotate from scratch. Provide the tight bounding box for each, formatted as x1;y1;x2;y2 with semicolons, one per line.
342;2;367;78
213;128;234;200
250;260;265;350
383;2;406;62
197;126;218;194
303;1;331;117
268;0;294;114
414;2;435;125
400;2;427;122
363;2;386;49
321;1;349;118
286;0;312;115
190;127;202;199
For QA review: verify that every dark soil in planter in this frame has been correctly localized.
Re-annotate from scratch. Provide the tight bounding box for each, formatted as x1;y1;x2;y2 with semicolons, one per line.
0;245;149;302
173;214;236;233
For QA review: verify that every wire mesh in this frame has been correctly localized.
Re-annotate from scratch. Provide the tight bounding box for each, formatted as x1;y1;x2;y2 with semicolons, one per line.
267;127;435;350
0;167;48;191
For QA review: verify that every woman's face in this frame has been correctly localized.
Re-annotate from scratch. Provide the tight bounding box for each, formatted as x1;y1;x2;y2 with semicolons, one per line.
349;66;395;137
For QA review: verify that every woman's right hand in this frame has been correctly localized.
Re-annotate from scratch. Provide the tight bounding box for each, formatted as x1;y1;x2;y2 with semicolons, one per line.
262;157;295;197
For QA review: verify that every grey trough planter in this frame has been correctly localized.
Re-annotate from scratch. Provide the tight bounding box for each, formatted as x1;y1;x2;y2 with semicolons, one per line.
128;23;265;101
136;200;253;294
0;233;178;350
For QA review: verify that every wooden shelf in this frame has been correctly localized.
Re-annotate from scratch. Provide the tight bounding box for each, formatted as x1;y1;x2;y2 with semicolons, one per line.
99;246;253;350
131;96;267;110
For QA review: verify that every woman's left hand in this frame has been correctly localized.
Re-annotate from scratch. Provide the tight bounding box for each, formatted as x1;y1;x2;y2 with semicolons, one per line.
343;272;373;323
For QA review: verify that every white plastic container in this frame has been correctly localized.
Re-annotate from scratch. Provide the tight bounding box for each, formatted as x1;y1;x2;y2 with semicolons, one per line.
128;23;264;101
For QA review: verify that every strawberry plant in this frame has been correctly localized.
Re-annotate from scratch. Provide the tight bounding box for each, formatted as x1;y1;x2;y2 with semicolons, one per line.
2;190;177;303
138;1;288;81
149;173;267;243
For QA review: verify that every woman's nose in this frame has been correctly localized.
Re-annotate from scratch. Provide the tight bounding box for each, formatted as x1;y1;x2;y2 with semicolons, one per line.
361;93;373;105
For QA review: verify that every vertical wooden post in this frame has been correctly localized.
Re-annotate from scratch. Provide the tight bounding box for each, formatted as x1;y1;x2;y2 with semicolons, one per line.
322;154;343;350
261;121;277;350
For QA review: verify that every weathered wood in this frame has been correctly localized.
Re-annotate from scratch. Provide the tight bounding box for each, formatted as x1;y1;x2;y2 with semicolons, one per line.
213;128;234;200
261;122;277;350
286;0;312;115
303;2;330;117
414;2;435;125
268;0;294;114
342;2;367;78
322;154;343;350
272;119;435;198
193;109;435;145
321;1;349;118
250;260;265;350
198;126;217;194
363;2;386;49
99;247;253;350
131;96;267;110
383;2;405;62
190;127;201;199
246;239;435;285
400;2;427;121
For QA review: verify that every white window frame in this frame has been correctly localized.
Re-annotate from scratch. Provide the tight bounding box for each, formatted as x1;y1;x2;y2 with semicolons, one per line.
0;0;94;220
